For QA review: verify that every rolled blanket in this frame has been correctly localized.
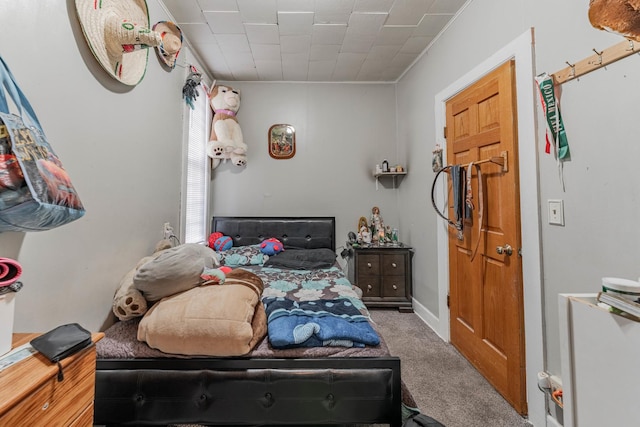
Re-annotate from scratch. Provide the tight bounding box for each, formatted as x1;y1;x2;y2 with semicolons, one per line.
263;297;380;349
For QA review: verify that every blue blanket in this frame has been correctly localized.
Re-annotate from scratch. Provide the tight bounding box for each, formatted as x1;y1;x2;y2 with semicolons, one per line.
263;297;380;348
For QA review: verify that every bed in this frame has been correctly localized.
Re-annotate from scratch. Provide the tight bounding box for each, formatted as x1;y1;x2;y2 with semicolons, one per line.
94;217;408;426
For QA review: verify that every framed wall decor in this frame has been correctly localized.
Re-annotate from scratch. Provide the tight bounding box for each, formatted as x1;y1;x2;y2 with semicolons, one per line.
268;124;296;159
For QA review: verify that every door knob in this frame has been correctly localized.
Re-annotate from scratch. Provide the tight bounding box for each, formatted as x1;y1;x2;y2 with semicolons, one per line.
496;244;513;256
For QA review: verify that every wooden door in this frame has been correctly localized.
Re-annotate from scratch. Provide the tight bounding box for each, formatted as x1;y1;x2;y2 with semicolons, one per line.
445;60;526;414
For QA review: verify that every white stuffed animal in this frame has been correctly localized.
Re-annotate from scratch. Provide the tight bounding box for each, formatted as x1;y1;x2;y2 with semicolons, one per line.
206;84;247;168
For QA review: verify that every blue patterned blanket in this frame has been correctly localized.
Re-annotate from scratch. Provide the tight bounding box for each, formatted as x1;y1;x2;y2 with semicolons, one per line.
263;296;380;349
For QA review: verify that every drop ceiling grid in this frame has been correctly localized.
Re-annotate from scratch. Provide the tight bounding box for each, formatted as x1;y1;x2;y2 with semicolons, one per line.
164;0;466;81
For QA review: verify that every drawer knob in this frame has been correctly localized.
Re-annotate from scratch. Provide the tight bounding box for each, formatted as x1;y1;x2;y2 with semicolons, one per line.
42;402;50;411
367;262;372;268
393;284;398;290
367;284;372;290
391;262;397;268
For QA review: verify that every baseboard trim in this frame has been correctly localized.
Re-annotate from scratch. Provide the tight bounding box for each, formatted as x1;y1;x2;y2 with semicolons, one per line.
411;298;446;341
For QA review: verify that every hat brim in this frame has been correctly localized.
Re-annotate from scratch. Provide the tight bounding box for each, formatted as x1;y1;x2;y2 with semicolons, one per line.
75;0;151;86
153;21;183;69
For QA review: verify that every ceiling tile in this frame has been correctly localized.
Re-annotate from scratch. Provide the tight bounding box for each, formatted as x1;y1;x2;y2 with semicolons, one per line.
308;60;336;81
386;0;435;25
341;33;376;53
282;52;310;62
178;23;215;43
390;51;418;69
314;0;354;24
353;0;394;13
245;23;280;44
310;44;340;61
428;0;467;14
368;44;401;60
413;14;452;37
280;35;311;54
238;0;278;23
314;10;351;24
163;0;206;23
251;44;281;60
347;12;388;35
197;0;238;11
215;34;251;53
375;26;413;45
311;24;347;44
277;11;314;35
400;36;431;53
254;59;283;80
204;11;246;33
282;59;309;80
277;0;314;12
233;68;259;80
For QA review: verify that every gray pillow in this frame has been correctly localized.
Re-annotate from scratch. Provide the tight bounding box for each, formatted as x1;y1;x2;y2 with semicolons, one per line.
264;248;337;269
133;244;219;301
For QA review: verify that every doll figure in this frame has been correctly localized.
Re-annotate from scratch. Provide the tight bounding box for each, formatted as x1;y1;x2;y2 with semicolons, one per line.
370;206;384;242
359;225;371;244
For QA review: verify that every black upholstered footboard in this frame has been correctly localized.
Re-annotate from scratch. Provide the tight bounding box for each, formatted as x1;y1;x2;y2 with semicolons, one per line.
94;357;402;426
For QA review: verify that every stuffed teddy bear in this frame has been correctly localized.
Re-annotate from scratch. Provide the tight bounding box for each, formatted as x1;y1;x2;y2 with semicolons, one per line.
260;238;284;256
206;84;247;168
112;239;173;321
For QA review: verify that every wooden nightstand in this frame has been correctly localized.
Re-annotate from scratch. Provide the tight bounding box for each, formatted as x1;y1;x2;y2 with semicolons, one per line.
0;331;103;426
348;243;413;312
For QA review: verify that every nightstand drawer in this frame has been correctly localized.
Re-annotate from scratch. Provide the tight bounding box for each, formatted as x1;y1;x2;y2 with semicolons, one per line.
357;254;380;275
0;349;96;426
382;276;406;298
358;275;381;297
382;254;405;275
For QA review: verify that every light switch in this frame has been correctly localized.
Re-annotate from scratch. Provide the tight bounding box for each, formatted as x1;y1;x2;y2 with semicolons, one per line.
548;199;564;226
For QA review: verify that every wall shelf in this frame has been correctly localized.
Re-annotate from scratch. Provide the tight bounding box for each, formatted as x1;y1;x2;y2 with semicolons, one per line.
373;171;407;189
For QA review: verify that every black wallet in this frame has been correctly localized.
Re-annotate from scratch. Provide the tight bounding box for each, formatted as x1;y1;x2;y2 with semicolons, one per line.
30;323;92;381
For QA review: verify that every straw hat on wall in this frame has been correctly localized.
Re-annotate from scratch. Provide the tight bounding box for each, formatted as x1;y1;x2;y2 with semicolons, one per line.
75;0;161;86
152;21;183;69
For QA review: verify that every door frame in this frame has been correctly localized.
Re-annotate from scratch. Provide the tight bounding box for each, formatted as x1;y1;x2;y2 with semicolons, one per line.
432;29;545;426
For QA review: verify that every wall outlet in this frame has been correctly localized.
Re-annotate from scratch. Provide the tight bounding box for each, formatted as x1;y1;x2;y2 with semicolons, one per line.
163;222;173;239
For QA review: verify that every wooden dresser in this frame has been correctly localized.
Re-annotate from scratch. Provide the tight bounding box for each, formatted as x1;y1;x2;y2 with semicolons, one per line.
0;332;103;426
348;243;413;312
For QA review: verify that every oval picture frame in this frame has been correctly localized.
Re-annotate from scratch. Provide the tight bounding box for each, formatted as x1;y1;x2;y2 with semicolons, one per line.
268;124;296;159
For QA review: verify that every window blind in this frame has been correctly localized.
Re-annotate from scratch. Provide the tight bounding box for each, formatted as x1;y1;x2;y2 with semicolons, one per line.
183;83;210;244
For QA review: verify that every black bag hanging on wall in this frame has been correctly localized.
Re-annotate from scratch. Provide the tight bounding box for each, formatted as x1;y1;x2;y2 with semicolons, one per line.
0;56;85;232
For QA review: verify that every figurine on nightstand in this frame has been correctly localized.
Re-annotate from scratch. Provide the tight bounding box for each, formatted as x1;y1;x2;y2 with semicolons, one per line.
370;206;385;242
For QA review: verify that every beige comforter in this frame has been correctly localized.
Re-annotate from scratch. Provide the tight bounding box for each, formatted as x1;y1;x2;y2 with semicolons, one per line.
137;268;267;356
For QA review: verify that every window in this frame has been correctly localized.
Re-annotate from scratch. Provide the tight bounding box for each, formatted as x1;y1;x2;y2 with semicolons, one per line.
182;80;210;244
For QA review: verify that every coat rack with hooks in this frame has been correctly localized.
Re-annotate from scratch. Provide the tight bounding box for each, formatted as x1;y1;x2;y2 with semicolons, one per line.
552;39;640;85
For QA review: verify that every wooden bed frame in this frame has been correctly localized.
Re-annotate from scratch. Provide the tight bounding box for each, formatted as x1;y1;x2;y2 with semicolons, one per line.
94;217;403;426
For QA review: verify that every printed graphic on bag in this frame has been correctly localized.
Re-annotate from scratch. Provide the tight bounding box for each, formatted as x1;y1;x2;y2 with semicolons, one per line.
0;124;24;191
1;115;83;211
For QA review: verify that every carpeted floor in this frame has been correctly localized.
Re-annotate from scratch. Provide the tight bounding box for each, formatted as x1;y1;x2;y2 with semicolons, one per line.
369;309;532;427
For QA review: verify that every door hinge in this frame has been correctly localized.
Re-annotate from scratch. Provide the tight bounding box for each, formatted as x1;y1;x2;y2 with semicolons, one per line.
443;126;447;139
518;247;522;257
447;294;450;308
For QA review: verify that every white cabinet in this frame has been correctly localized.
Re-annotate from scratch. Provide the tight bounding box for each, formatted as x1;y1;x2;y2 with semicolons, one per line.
558;294;640;427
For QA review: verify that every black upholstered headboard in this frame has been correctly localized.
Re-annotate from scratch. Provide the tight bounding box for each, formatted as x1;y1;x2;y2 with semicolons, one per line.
211;217;336;251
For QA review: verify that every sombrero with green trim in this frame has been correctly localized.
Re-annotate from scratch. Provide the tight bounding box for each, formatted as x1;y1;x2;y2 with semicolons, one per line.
75;0;161;86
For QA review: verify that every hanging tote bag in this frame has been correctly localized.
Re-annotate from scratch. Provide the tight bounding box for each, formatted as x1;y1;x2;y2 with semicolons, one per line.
0;56;85;232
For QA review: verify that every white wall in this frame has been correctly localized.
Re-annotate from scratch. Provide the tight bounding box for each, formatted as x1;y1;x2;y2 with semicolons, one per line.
210;81;403;258
0;0;193;332
397;0;640;424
